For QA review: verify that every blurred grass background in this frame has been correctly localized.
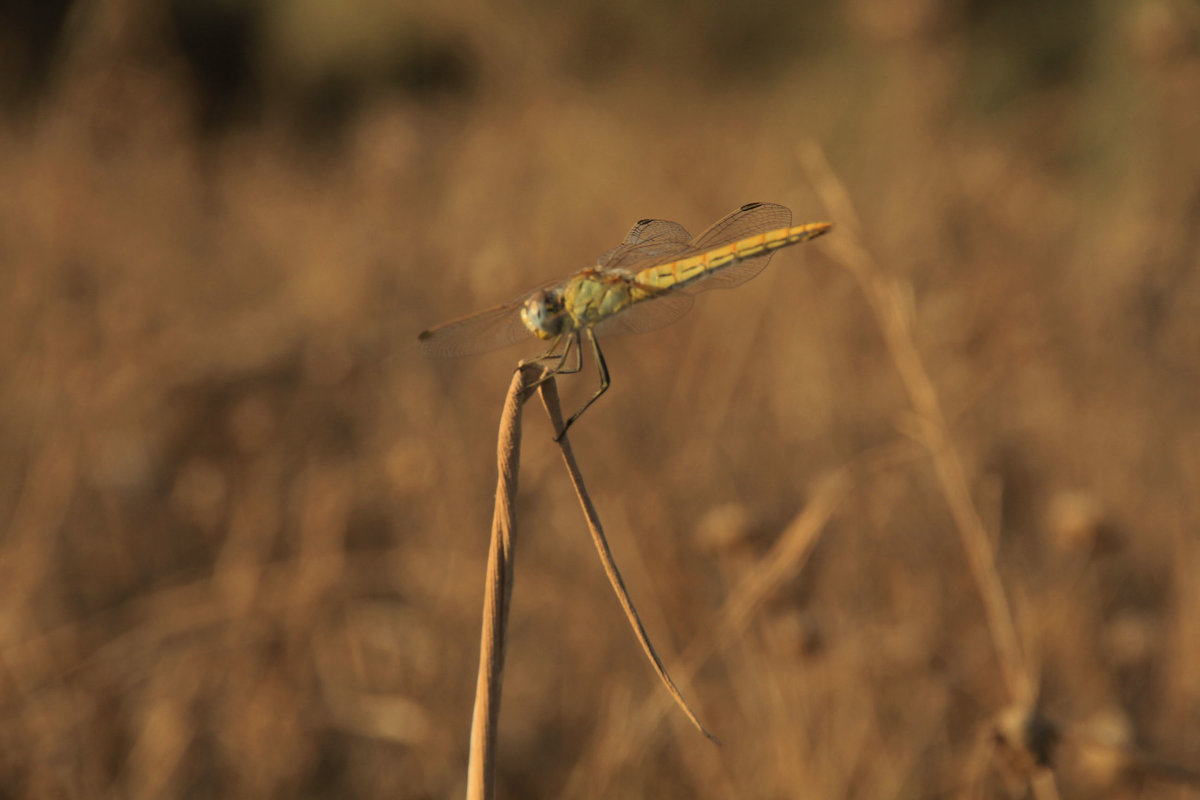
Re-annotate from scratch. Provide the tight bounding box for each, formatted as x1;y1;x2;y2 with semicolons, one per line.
2;0;1199;797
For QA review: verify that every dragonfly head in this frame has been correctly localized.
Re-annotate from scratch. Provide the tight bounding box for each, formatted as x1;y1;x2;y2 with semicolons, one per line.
520;289;568;339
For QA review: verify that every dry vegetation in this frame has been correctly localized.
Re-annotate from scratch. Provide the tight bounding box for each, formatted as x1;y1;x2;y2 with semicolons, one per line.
2;0;1200;797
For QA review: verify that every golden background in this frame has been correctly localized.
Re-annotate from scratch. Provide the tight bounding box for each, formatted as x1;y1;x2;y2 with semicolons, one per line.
1;0;1198;796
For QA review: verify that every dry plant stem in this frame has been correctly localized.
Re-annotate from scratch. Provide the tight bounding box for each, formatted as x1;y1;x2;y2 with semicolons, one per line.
588;462;855;780
799;141;1031;706
801;144;1060;800
466;365;543;800
536;378;721;745
609;440;916;768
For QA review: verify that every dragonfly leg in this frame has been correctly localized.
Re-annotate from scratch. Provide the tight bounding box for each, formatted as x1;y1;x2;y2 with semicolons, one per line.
549;332;583;377
555;328;609;441
523;333;582;392
520;335;566;367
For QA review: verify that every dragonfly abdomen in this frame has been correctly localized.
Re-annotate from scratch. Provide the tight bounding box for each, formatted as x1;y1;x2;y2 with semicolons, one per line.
635;223;828;290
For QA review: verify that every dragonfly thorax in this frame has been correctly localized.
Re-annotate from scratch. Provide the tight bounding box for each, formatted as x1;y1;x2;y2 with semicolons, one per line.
520;289;570;340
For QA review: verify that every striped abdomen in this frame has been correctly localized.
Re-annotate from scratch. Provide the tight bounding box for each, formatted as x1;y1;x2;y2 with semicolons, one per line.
633;222;831;291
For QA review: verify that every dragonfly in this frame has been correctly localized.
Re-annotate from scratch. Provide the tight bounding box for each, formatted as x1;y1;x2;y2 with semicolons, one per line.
418;202;833;439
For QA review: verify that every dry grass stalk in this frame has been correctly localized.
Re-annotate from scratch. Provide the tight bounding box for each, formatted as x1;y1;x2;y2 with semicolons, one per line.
466;364;541;800
704;441;918;652
536;376;719;745
466;364;718;800
571;439;925;792
797;144;1068;800
799;141;1032;707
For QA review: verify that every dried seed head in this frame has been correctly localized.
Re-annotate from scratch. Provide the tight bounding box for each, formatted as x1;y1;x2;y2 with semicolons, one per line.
1046;489;1120;556
694;503;754;555
1073;707;1135;791
993;705;1061;776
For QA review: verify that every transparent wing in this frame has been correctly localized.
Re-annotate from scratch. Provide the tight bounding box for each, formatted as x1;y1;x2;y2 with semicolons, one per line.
690;202;792;248
666;201;793;292
415;218;691;357
416;294;537;358
594;290;695;337
596;204;793;336
596;218;693;271
419;205;805;356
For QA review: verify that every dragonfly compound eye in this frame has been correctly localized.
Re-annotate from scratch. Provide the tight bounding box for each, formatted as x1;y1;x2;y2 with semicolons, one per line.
520;290;566;339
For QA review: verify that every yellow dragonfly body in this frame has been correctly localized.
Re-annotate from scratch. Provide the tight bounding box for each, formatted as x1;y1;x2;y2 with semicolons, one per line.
418;202;832;437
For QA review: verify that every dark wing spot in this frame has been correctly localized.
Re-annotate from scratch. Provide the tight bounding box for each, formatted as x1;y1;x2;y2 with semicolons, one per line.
740;201;764;211
417;329;433;341
637;218;653;225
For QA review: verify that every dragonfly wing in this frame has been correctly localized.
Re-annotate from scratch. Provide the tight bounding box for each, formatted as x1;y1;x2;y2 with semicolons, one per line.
594;290;695;337
690;202;792;248
593;206;793;338
416;297;533;358
597;218;693;271
624;218;693;246
679;201;793;292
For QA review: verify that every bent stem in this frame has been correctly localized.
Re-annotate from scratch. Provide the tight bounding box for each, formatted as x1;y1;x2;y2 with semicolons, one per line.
466;364;716;800
576;440;920;792
537;378;720;744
